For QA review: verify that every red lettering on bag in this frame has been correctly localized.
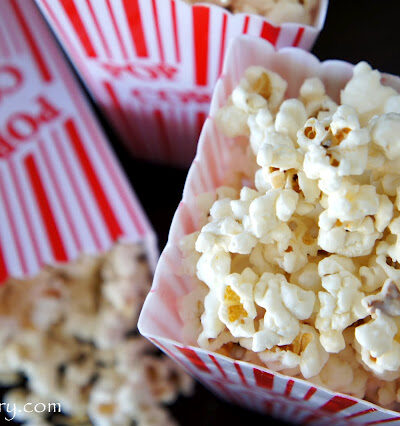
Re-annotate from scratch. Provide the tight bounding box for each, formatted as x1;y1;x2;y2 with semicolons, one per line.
0;96;61;158
0;65;24;103
101;61;178;81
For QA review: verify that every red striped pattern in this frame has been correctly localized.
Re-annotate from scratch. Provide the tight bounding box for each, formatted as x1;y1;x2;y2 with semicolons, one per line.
284;380;294;397
65;119;123;241
304;387;317;400
176;346;210;373
253;368;274;389
0;0;153;284
123;0;148;58
151;0;165;62
293;27;305;47
60;0;96;57
0;248;7;283
192;6;210;87
85;0;111;58
260;21;281;46
11;0;52;82
105;0;128;60
321;395;358;413
171;0;180;63
25;154;67;262
0;169;28;274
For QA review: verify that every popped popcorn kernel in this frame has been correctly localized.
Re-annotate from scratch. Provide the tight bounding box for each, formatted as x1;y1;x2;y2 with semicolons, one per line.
181;61;400;411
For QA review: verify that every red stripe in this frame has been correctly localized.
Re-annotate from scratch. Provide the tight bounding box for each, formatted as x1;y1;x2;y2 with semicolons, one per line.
242;16;250;34
85;0;111;58
209;355;228;380
196;111;207;138
304;387;317;400
218;14;228;77
321;395;357;413
39;140;82;253
171;0;180;63
59;0;97;57
345;408;377;420
293;27;305;47
284;380;294;397
260;21;281;46
9;159;43;265
234;362;247;386
54;131;102;251
0;169;28;274
154;109;172;160
64;119;123;241
0;243;7;283
103;81;134;142
105;0;128;60
253;368;274;389
122;0;148;57
176;346;210;373
91;128;146;237
11;0;52;81
25;154;67;261
192;6;210;86
366;418;400;425
151;0;165;62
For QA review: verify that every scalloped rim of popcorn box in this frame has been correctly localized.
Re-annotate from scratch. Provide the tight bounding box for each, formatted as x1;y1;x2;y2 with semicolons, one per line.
138;35;400;420
34;0;328;168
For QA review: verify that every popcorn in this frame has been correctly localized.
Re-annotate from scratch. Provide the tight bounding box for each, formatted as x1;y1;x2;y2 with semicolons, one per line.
341;62;398;125
251;272;315;351
311;345;368;399
185;0;319;25
181;61;400;410
316;255;368;353
371;113;400;160
354;313;400;379
0;244;192;425
258;325;328;379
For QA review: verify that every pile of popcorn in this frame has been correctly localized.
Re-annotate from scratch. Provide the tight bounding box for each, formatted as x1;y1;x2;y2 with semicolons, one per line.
0;244;192;425
180;61;400;409
183;0;318;25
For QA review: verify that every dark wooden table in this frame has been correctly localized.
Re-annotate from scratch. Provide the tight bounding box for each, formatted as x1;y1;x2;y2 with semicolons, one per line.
2;0;400;424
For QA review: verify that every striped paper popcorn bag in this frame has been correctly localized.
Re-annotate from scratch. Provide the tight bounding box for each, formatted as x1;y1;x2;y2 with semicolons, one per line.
138;36;400;424
0;0;157;284
35;0;328;168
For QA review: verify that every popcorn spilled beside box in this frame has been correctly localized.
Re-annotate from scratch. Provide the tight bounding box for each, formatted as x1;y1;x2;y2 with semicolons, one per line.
0;244;192;425
180;61;400;409
183;0;319;25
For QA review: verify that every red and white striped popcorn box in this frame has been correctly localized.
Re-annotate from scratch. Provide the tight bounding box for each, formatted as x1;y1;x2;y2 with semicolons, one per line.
34;0;328;168
0;0;157;285
138;36;400;424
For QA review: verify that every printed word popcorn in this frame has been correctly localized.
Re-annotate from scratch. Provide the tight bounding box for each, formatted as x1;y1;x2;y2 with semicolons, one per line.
0;244;192;426
180;61;400;410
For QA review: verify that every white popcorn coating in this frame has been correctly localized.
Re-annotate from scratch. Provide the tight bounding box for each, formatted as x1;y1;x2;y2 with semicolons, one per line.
184;0;318;25
180;61;400;410
0;244;192;425
316;255;368;353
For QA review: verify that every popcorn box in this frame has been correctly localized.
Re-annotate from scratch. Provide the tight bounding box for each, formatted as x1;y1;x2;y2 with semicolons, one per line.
34;0;328;168
138;36;400;424
0;0;157;285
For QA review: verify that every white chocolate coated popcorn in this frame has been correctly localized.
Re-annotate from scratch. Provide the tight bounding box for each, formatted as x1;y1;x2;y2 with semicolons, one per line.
181;61;400;411
184;0;318;25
